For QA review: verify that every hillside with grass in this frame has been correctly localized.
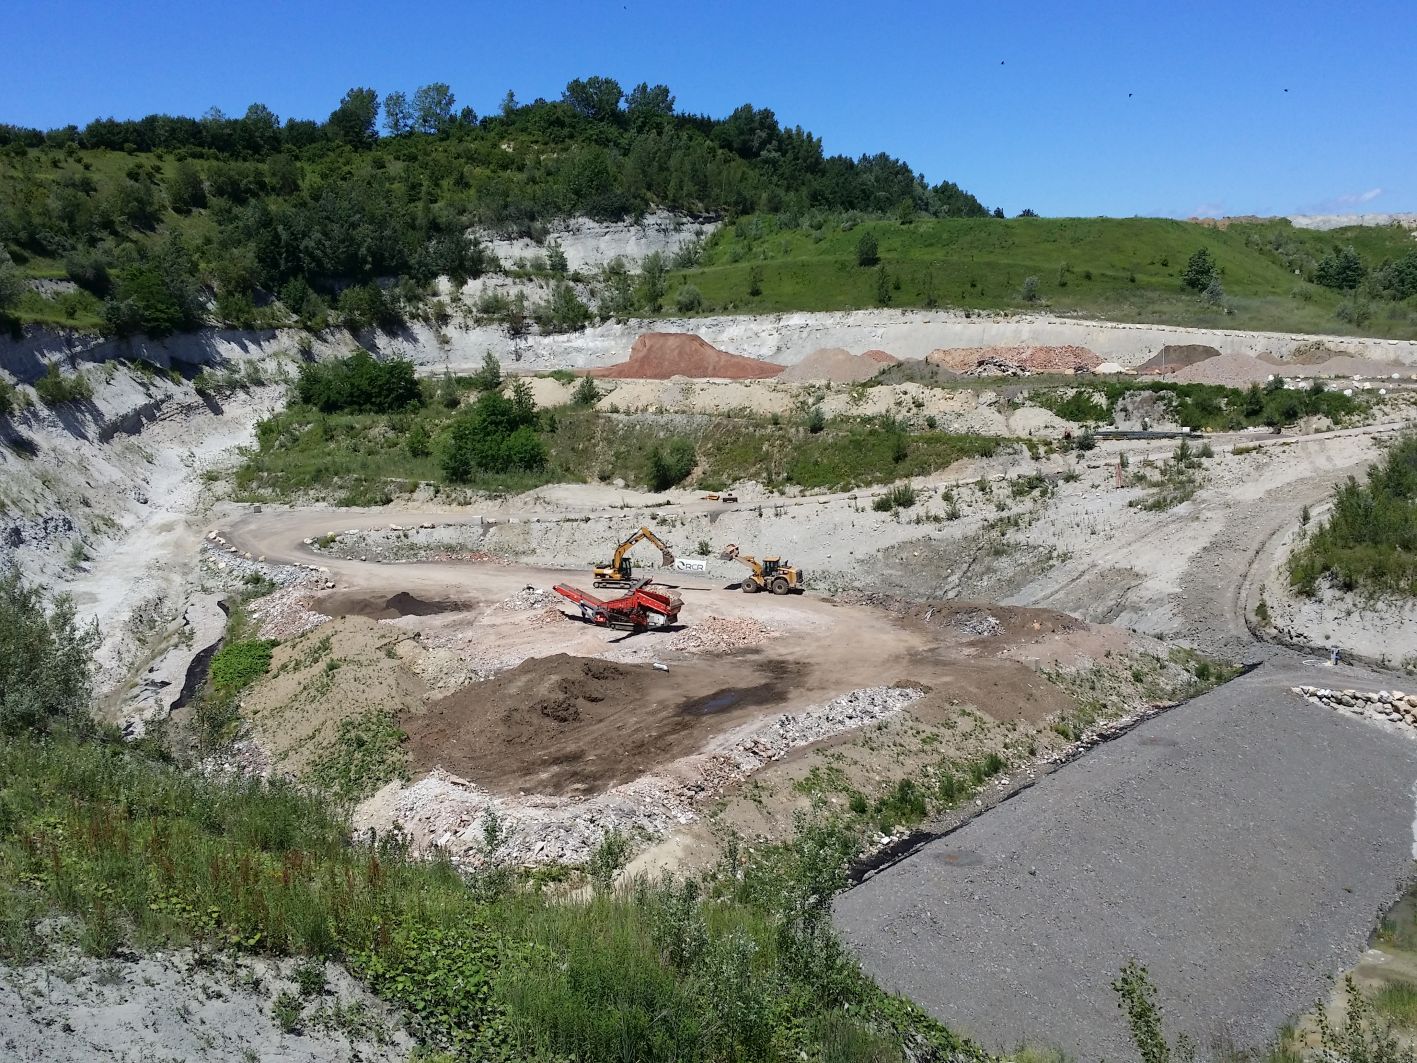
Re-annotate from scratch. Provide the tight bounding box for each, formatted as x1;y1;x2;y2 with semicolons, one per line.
668;214;1417;338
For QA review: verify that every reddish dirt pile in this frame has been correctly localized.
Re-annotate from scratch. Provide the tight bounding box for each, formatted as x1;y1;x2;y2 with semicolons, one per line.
863;349;901;365
1135;344;1221;375
779;347;893;383
925;345;1101;375
591;332;784;380
401;653;798;796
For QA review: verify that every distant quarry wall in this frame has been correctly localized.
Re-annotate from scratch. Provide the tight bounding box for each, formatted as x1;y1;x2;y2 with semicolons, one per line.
6;308;1417;383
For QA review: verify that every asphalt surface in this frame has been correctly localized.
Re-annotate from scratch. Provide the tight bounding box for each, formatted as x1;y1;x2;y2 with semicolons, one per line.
835;657;1417;1059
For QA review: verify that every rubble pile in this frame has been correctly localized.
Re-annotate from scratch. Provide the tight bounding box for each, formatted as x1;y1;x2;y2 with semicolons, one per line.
1294;685;1417;731
670;615;778;653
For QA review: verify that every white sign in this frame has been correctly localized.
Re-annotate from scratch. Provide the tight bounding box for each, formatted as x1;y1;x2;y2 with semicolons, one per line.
673;559;708;573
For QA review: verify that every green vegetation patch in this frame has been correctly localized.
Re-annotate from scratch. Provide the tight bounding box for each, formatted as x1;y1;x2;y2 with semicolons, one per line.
1029;377;1362;432
305;709;409;804
1288;432;1417;597
208;638;275;693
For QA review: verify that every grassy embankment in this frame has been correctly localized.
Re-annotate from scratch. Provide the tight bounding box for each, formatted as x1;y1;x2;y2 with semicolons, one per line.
0;728;991;1063
1288;432;1417;597
674;215;1417;338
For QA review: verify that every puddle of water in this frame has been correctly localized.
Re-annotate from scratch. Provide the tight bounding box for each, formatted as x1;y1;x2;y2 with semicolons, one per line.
680;690;744;716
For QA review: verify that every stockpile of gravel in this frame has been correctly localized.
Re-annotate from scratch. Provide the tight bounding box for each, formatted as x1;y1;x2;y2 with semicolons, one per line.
778;347;894;383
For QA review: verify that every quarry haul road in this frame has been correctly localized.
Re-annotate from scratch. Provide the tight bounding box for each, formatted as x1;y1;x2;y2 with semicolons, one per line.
835;657;1417;1059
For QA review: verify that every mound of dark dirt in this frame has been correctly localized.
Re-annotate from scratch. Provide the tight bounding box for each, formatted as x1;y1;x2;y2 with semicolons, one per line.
312;590;462;619
873;360;960;386
590;332;784;379
1135;344;1221;375
402;654;796;796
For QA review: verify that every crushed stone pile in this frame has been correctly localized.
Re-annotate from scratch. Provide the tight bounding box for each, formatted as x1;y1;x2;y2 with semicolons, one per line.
247;582;332;640
591;332;784;380
493;585;559;612
385;685;923;867
1168;352;1275;385
670;615;778;653
778;347;894;383
1135;344;1221;375
925;345;1102;375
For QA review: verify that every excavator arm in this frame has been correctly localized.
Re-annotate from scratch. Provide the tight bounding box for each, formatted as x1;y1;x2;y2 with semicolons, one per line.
612;526;675;570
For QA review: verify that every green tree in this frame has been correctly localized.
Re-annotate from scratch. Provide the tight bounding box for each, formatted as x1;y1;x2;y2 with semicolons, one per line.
1182;247;1219;291
327;87;380;147
0;250;24;315
625;82;675;128
166;161;206;213
1315;245;1367;290
470;351;503;392
1021;275;1040;302
875;265;891;305
572;375;601;406
382;91;412;137
546;241;568;275
637;252;668;311
440;390;543;480
562;76;624;122
541;282;590;333
405;420;431;458
412;83;456;135
856;230;879;267
748;265;764;298
0;569;98;736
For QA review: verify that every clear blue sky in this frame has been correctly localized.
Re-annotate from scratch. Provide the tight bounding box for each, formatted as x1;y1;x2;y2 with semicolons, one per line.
3;0;1414;218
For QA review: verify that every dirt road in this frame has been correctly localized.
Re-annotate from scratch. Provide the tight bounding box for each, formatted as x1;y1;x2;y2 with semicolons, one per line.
836;656;1417;1058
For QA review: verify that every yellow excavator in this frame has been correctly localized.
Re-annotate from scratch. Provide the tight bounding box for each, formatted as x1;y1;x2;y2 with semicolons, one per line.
720;544;805;595
593;527;675;588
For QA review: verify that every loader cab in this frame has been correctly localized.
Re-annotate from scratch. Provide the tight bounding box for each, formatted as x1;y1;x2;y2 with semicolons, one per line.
761;557;782;576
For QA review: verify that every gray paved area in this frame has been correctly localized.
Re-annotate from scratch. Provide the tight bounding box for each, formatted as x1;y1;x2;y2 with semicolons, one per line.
835;658;1417;1059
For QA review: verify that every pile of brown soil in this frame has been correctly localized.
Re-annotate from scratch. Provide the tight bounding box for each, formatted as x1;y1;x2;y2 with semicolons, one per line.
402;653;798;796
591;333;784;380
925;345;1101;374
1135;344;1221;375
778;347;893;383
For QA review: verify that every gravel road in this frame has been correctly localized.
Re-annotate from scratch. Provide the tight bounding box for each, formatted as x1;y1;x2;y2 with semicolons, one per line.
835;657;1417;1058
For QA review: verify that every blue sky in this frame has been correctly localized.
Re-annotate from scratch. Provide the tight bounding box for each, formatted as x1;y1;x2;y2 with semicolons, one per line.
3;0;1413;218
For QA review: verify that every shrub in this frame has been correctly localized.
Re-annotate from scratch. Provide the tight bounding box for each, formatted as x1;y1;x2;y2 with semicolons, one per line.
33;362;93;405
0;569;98;736
440;390;545;481
674;284;703;312
855;231;879;267
469;351;503;392
1182;247;1219;292
208;638;275;694
647;438;696;491
872;483;917;511
294;350;422;414
1288;432;1417;597
806;404;826;434
1021;276;1040;302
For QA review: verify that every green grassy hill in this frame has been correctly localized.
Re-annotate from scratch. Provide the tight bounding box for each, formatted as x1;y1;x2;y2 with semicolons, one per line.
671;215;1417;338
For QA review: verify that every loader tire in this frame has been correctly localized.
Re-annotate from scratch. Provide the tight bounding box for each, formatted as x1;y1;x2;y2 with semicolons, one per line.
770;576;790;595
742;577;759;593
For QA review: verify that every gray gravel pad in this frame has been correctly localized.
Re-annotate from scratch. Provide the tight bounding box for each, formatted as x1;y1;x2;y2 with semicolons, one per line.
835;660;1417;1058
